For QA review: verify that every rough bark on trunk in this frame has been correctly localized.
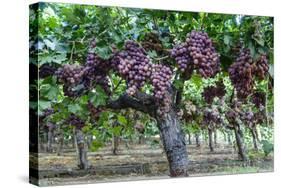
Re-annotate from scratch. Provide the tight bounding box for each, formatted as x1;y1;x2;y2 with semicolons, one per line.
227;132;232;145
157;111;189;177
86;134;93;150
214;130;217;145
187;132;192;145
56;133;64;156
72;135;76;149
106;91;189;177
254;127;260;142
195;133;200;147
138;135;145;144
47;129;54;152
208;129;214;152
250;128;258;150
234;126;247;161
75;129;90;169
112;135;119;155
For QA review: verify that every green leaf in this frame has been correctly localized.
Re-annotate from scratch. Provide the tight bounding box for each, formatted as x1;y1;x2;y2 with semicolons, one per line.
94;46;112;59
223;35;231;45
43;39;56;50
117;115;127;125
112;126;122;136
191;74;202;88
90;85;108;107
38;100;52;113
173;79;184;90
68;103;82;113
90;140;103;152
253;36;264;47
147;50;158;58
46;85;59;100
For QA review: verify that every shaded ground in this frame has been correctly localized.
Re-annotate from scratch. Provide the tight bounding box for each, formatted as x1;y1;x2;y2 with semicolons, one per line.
30;142;273;186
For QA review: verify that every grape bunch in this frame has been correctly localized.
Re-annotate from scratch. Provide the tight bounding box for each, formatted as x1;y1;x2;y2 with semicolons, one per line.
151;64;172;99
39;108;55;125
111;40;152;96
150;64;173;115
56;64;84;85
41;108;54;117
170;43;193;73
242;111;254;123
55;64;85;97
171;30;220;78
182;101;197;121
87;101;103;122
252;54;269;80
225;109;239;125
202;108;222;129
141;32;164;55
251;91;266;108
225;99;242;126
83;40;111;95
202;80;226;104
228;48;254;99
156;95;173;116
39;63;59;78
66;114;85;130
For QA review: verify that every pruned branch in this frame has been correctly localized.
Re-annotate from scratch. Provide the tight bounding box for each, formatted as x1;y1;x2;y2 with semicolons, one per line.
106;92;156;117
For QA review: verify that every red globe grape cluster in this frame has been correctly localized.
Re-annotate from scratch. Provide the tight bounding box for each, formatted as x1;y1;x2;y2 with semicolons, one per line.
55;64;85;97
151;64;173;115
66;114;85;130
87;101;103;122
171;30;220;78
252;54;269;80
251;91;266;108
202;108;222;129
228;48;254;99
83;40;111;94
39;63;59;78
151;64;173;99
202;80;226;104
110;40;152;96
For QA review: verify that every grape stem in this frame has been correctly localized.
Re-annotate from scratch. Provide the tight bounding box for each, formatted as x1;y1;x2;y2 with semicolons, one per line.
152;55;169;61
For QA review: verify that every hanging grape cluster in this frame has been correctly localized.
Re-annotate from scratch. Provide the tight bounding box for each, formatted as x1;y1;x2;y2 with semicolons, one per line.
110;40;152;96
225;109;239;126
251;91;266;108
202;107;222;130
55;64;85;97
110;40;175;115
55;40;112;97
151;64;173;115
40;108;55;125
202;80;226;104
182;101;197;121
171;30;220;78
252;54;269;80
83;40;111;95
225;100;242;127
66;114;85;130
39;63;59;78
228;49;254;99
41;108;54;117
87;101;103;122
151;64;172;99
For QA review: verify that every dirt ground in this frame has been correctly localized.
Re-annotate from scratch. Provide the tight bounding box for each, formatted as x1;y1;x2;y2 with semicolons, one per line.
31;141;274;186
